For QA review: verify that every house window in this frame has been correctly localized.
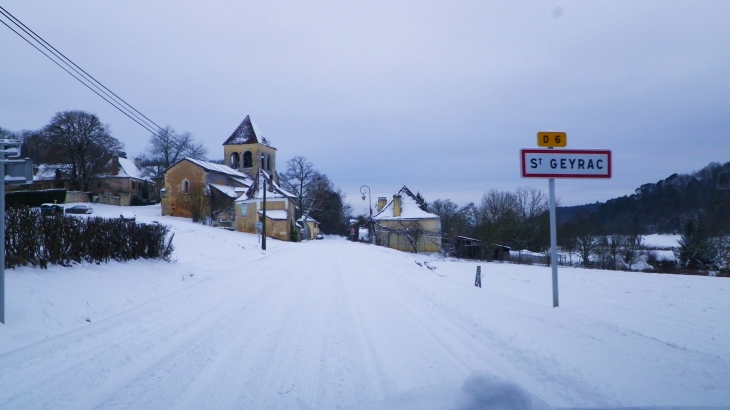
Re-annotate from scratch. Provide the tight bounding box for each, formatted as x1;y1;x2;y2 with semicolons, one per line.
243;151;253;168
241;204;248;217
182;179;190;195
266;154;271;171
230;152;240;169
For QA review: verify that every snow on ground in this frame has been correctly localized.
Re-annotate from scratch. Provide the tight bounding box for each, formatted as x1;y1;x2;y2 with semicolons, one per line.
1;204;728;409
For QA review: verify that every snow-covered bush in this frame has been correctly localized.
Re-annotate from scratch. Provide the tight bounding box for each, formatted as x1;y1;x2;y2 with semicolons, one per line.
5;207;174;268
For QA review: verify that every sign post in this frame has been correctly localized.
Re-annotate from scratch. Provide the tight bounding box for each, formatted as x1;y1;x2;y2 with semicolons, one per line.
548;178;558;307
1;139;33;324
521;135;611;307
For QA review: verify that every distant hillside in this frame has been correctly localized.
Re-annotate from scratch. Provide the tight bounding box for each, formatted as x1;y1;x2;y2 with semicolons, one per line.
557;161;730;234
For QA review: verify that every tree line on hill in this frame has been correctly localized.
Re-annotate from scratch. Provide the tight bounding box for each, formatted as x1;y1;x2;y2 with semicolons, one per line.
421;160;730;274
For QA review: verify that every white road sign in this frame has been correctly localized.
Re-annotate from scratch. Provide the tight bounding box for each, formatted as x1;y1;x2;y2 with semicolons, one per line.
521;149;611;179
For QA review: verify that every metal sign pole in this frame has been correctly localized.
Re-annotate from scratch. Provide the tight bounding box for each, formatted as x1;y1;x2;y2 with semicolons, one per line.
549;178;558;308
0;139;33;324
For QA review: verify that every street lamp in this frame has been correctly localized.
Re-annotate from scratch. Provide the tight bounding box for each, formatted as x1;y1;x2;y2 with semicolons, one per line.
360;185;374;245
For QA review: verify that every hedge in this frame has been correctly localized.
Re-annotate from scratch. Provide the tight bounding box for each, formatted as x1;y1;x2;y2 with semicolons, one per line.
4;207;174;269
5;189;67;208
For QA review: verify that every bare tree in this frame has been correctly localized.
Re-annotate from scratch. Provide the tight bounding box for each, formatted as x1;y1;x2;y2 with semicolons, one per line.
142;126;208;179
280;156;322;219
575;232;600;266
176;180;208;223
42;110;124;191
512;187;549;252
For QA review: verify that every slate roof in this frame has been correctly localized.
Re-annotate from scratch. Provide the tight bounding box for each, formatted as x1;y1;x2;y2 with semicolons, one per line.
236;169;295;201
175;158;250;178
209;183;239;198
222;115;274;148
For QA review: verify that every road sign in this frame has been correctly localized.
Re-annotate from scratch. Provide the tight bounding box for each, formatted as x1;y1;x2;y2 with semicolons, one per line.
537;132;567;148
521;149;611;178
4;158;33;185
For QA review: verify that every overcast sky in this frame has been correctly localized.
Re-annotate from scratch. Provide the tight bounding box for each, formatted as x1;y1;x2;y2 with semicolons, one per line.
2;1;728;214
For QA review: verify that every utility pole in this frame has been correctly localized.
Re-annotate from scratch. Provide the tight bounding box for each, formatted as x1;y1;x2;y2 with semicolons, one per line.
262;178;267;251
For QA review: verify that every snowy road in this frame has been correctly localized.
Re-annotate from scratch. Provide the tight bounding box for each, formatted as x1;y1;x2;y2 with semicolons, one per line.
1;209;729;409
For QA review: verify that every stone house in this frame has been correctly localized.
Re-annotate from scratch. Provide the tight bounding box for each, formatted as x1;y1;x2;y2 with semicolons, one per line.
373;186;442;253
162;115;301;242
30;158;158;205
94;156;158;206
161;157;252;221
32;164;73;190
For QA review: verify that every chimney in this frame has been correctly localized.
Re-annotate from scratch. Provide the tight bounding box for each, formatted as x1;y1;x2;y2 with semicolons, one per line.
134;158;143;170
111;155;119;176
393;194;402;217
377;197;387;212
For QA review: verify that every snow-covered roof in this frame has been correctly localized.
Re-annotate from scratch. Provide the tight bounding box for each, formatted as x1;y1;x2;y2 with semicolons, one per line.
257;209;288;220
231;176;253;187
236;169;296;201
373;185;440;221
175;158;249;179
33;164;71;181
209;183;239;198
222;115;274;148
297;215;319;224
110;157;153;182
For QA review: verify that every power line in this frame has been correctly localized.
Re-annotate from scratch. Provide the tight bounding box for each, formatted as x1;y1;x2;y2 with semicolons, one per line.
0;6;178;144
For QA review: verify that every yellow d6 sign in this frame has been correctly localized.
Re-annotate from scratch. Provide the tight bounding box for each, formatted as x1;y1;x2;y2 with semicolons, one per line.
537;132;567;148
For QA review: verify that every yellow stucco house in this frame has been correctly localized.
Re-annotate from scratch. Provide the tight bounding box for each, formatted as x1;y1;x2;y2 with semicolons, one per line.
373;186;442;253
297;215;321;240
235;170;297;242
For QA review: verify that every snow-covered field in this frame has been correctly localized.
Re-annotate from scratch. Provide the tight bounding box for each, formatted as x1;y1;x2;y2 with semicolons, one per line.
1;204;728;409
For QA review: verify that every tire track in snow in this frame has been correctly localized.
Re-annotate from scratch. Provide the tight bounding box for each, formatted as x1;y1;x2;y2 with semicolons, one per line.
0;256;291;409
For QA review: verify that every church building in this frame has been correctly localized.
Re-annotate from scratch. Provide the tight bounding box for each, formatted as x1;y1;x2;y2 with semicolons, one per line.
161;115;298;240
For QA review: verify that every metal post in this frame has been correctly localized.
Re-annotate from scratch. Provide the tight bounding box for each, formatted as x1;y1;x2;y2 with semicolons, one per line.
262;179;267;251
0;144;5;323
549;178;558;307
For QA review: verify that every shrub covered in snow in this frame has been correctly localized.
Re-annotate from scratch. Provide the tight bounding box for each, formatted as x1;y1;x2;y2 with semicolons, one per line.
5;207;174;268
